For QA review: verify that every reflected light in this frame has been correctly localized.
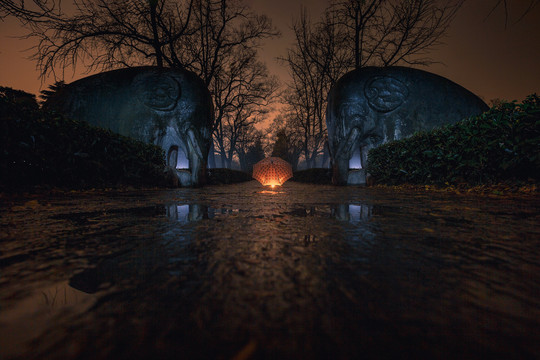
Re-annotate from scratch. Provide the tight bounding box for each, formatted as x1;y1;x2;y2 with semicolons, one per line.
349;147;362;169
259;190;284;194
176;147;190;169
264;178;282;188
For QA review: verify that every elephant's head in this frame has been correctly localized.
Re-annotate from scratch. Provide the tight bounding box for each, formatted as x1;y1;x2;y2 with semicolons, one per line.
132;69;214;187
48;67;214;187
326;70;409;185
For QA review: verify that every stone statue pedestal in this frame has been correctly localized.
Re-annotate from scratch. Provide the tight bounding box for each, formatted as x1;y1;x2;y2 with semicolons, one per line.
347;169;366;185
326;66;488;185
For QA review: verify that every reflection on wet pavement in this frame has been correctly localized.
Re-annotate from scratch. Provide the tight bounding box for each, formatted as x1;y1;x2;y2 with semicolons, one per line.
0;181;539;359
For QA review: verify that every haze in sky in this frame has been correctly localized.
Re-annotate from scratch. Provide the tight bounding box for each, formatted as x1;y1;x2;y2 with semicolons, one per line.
1;0;539;104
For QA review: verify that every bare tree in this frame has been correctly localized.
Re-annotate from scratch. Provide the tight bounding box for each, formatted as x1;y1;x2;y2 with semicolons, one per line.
179;0;278;86
330;0;464;68
266;115;303;170
1;0;279;169
235;125;264;172
280;0;465;169
1;0;197;78
486;0;540;27
0;0;272;77
211;47;279;168
279;9;348;169
177;1;279;167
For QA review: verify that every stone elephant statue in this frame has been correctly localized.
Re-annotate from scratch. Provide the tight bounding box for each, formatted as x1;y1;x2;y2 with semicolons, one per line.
326;66;489;185
46;66;214;187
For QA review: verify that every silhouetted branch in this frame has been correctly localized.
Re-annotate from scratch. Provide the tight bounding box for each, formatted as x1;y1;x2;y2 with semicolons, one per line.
2;0;280;169
485;0;539;28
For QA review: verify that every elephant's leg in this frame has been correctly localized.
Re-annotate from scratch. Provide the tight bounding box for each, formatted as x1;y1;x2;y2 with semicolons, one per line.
157;125;194;186
185;127;207;187
332;156;350;185
360;145;369;170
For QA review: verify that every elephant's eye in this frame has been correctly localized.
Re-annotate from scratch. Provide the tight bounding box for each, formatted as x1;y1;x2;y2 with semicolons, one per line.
340;103;368;120
364;76;408;113
134;73;181;111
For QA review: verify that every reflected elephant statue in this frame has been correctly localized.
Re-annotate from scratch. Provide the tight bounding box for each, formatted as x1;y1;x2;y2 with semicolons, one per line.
326;66;488;185
47;66;214;187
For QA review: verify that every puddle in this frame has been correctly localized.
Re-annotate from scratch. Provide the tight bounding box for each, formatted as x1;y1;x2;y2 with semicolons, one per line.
0;281;96;359
0;181;539;359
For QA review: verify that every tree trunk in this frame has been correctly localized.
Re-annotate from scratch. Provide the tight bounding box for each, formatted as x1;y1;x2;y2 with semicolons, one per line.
149;0;163;67
208;142;216;168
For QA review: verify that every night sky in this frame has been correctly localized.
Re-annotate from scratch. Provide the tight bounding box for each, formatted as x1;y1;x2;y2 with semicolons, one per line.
1;0;539;107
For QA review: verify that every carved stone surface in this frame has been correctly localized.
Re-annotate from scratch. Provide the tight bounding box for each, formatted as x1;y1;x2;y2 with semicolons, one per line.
347;169;366;185
47;66;214;187
133;72;181;111
326;66;489;185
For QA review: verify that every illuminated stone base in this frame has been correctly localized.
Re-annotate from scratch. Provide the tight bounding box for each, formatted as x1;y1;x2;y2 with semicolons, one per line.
176;169;192;186
347;169;366;185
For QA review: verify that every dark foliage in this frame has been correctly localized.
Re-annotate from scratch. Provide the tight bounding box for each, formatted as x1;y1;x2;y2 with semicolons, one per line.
206;168;252;185
292;168;332;184
1;86;167;191
367;94;540;185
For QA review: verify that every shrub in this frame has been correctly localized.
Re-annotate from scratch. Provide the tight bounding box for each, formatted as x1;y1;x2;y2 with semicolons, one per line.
367;94;540;185
0;86;166;190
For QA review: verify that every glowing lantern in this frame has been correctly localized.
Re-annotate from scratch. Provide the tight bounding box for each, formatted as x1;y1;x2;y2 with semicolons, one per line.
252;157;293;187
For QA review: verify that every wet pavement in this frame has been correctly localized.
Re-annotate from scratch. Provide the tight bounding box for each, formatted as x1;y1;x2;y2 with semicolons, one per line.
1;181;539;359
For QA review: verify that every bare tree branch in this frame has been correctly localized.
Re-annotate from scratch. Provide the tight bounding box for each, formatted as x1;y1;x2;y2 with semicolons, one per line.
485;0;540;28
1;0;280;169
279;0;464;169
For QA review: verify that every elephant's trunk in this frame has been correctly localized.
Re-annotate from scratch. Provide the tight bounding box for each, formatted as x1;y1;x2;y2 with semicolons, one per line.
186;127;207;187
332;156;350;185
332;127;360;185
336;127;356;158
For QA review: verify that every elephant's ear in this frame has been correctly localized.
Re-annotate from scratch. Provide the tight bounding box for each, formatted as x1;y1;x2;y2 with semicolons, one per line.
364;76;408;113
133;72;181;111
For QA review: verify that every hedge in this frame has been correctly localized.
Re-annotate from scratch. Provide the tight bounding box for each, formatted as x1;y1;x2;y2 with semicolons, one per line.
1;87;167;190
207;168;252;184
292;168;332;184
367;94;540;185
